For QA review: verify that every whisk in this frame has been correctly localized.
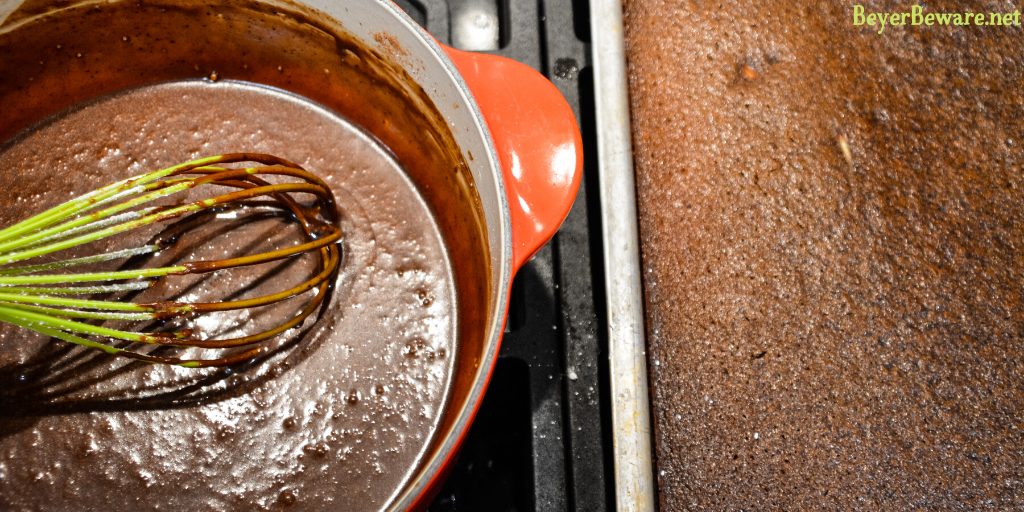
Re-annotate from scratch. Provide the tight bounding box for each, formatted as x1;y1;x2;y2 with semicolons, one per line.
0;153;341;368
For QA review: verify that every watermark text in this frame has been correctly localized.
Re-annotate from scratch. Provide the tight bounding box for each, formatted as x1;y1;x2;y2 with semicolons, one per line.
853;4;1021;34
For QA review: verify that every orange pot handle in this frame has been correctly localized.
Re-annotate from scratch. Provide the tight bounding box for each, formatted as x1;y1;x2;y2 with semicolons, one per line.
443;46;583;271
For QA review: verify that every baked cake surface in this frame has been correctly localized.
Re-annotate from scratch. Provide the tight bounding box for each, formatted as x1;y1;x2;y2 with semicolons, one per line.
624;1;1023;508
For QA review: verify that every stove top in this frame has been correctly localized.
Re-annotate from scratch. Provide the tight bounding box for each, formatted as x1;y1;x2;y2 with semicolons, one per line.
392;1;612;510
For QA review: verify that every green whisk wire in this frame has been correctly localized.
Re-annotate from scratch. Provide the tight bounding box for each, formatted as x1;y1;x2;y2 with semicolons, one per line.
0;153;341;367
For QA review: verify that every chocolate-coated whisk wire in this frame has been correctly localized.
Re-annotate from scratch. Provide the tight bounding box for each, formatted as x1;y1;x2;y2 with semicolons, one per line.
0;153;342;367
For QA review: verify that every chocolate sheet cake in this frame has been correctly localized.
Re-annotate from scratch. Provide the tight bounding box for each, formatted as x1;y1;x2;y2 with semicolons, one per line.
624;1;1022;508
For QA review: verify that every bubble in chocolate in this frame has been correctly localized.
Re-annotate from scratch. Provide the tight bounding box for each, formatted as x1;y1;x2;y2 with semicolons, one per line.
304;442;330;459
404;337;426;358
346;389;361;405
416;288;433;307
278;489;297;507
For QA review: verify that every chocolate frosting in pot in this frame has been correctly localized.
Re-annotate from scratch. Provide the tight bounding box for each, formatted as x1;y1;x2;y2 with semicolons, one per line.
0;80;457;511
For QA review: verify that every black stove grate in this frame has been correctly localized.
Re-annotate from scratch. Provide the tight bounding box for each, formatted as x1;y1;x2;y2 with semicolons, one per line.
392;1;610;510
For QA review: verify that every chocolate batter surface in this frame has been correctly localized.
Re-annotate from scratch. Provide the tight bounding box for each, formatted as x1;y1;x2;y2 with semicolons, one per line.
0;81;456;510
625;1;1023;509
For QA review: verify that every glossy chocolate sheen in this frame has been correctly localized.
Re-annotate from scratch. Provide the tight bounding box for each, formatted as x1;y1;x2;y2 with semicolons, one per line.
625;1;1023;509
0;1;490;510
